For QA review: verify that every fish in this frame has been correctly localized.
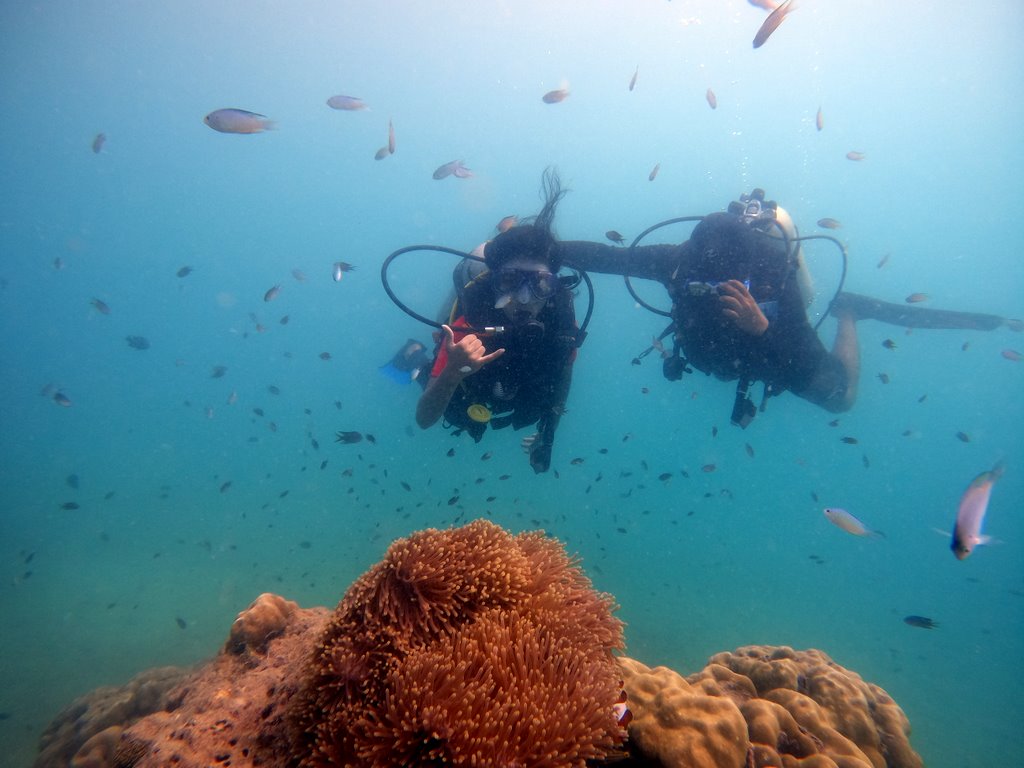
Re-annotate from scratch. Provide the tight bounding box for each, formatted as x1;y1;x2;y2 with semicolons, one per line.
125;335;150;350
66;474;80;489
605;230;626;245
53;391;72;407
91;133;106;153
388;119;396;154
374;146;390;161
903;615;938;629
905;293;929;304
876;253;890;269
335;431;363;444
175;617;187;630
333;261;355;281
432;160;473;180
648;162;660;181
59;502;80;511
951;462;1004;560
219;481;232;493
211;365;227;379
705;88;718;109
815;106;823;131
955;431;970;443
846;150;866;161
824;507;881;538
446;448;455;457
629;66;638;91
264;285;281;302
840;436;858;445
204;108;274;134
326;94;368;111
748;0;779;9
570;457;585;465
882;339;897;350
267;385;281;395
816;218;841;229
279;315;289;325
176;266;193;278
90;298;111;315
658;472;673;482
1001;349;1022;362
752;0;795;49
319;352;332;361
877;373;890;384
542;88;570;104
701;464;716;473
745;443;755;458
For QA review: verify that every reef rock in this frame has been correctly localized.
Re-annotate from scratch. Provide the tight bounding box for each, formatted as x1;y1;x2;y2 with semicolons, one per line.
34;665;188;768
619;645;923;768
34;525;924;768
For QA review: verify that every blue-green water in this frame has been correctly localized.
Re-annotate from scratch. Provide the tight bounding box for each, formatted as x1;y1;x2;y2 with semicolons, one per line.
1;2;1022;766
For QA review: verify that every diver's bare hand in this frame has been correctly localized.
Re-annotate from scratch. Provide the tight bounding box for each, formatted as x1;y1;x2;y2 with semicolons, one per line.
718;280;768;336
442;324;504;376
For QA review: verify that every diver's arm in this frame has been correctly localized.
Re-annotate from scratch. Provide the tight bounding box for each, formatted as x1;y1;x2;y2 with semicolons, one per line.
416;325;504;429
560;241;681;282
416;367;467;429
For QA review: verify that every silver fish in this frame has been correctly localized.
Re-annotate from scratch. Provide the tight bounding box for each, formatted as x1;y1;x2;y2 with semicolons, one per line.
204;108;274;134
326;94;368;111
752;0;795;49
951;462;1004;560
823;508;881;538
432;160;473;180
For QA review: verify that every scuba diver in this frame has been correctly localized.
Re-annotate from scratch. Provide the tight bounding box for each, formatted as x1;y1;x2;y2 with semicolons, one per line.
559;189;1020;426
387;169;587;473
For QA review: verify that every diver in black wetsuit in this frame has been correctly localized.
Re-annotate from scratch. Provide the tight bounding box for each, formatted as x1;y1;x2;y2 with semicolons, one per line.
416;170;581;473
560;189;1020;425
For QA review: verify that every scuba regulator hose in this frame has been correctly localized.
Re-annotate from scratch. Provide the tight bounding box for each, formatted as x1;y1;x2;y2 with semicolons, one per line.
622;218;849;328
381;244;595;342
623;216;849;360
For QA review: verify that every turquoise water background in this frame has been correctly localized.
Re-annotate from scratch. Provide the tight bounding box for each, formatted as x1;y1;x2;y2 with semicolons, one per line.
1;2;1022;766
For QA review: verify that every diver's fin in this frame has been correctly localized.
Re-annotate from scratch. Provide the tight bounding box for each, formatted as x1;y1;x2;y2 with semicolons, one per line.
832;291;1007;331
378;362;413;385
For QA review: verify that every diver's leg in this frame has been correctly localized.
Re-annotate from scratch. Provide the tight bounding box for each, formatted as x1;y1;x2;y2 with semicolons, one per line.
833;291;1020;331
831;310;860;411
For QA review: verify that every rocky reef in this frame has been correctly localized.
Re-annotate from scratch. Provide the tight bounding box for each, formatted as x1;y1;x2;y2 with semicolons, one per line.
33;520;923;768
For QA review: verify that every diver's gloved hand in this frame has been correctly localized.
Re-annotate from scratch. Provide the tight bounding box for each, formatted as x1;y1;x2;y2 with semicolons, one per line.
520;432;551;473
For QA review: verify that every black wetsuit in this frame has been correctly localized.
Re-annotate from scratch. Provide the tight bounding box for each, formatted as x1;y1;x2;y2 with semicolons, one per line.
561;212;849;412
434;274;578;469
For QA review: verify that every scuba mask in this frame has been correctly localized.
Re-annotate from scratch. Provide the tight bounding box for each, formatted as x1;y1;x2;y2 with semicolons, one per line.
493;268;559;305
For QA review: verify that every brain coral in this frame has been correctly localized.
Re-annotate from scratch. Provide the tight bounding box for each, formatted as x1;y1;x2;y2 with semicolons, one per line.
292;518;627;768
618;645;922;768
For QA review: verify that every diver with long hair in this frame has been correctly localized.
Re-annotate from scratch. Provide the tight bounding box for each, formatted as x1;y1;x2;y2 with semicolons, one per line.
415;169;583;472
